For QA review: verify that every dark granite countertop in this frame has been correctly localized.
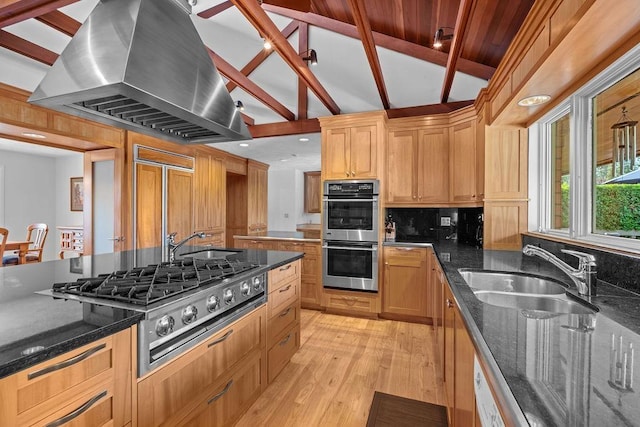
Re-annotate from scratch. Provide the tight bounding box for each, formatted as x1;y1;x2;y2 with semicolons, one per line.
385;240;640;426
0;246;303;380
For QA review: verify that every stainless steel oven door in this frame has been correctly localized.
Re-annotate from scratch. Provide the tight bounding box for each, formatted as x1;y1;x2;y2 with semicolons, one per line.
322;241;378;292
323;196;379;241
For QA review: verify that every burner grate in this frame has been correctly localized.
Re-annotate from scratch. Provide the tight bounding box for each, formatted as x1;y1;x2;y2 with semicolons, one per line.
52;258;258;305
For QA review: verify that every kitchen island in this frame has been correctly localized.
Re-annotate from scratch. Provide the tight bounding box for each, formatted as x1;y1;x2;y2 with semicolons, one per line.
390;240;640;426
0;246;303;426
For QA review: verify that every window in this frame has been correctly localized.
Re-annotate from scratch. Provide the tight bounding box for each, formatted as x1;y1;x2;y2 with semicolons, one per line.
534;44;640;251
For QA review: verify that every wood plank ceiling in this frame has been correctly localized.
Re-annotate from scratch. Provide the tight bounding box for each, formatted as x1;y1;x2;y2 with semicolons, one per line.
0;0;535;139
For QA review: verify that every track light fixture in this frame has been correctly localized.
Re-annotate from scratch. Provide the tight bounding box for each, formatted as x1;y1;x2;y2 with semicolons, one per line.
235;100;244;111
433;27;454;49
301;49;318;66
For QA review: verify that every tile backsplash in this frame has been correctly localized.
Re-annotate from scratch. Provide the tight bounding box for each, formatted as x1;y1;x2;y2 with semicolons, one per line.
523;235;640;295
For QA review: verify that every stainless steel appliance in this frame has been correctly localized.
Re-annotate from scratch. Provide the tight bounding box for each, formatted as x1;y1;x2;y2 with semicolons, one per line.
42;253;266;376
323;180;379;242
322;241;379;292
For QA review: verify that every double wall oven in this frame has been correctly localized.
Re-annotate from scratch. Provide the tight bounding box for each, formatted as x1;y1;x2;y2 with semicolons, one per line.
322;180;379;292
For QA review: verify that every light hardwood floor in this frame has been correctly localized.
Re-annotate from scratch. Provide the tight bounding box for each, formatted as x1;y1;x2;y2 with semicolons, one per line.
236;309;445;426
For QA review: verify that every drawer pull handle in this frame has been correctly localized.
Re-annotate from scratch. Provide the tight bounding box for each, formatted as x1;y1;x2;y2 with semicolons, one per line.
279;264;292;271
28;343;106;380
45;390;107;427
279;284;292;293
279;307;292;317
446;299;454;309
208;380;233;404
208;329;233;348
280;333;292;346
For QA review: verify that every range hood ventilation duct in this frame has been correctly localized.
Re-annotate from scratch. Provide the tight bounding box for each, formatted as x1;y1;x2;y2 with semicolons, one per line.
28;0;252;144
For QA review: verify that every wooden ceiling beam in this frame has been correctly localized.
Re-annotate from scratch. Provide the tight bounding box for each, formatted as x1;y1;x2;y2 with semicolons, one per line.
0;0;78;28
230;0;340;115
263;4;495;81
297;21;308;120
249;118;320;138
347;0;389;109
386;100;475;119
35;9;80;36
0;29;57;65
441;0;474;103
197;1;233;19
208;48;295;121
226;21;299;93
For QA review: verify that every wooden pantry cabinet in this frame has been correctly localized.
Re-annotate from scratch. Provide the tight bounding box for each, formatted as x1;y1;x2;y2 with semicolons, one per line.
247;160;268;236
304;171;321;213
0;328;133;427
381;246;432;320
193;148;226;247
137;306;266;427
319;111;386;180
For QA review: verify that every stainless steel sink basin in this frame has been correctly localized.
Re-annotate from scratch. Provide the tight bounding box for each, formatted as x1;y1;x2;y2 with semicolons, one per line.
180;249;243;260
459;270;567;295
474;291;597;315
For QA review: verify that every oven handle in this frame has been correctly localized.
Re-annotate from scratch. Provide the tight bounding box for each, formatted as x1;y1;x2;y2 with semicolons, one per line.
323;198;377;203
322;245;378;252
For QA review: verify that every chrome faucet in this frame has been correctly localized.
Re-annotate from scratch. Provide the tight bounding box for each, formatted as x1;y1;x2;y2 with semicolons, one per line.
522;244;597;296
167;231;206;263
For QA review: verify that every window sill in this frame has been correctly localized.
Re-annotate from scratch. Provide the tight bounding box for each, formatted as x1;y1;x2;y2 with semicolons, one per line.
522;231;640;259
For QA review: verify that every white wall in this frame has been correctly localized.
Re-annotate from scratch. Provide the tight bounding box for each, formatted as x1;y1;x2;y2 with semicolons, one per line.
0;149;83;262
267;169;320;232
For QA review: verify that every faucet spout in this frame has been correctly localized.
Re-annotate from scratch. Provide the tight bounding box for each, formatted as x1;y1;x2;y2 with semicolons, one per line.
522;245;597;296
167;231;206;263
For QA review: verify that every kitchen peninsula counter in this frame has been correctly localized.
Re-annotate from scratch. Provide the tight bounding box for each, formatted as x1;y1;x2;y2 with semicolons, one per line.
234;230;320;242
385;240;640;426
0;246;303;380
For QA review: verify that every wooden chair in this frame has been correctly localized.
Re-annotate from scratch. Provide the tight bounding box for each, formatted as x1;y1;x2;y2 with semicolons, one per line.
3;223;49;265
0;228;8;267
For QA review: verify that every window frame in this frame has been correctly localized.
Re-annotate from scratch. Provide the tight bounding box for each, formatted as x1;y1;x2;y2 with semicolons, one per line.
532;43;640;252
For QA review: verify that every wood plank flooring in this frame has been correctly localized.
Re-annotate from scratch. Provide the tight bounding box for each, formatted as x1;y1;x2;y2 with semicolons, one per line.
235;309;446;427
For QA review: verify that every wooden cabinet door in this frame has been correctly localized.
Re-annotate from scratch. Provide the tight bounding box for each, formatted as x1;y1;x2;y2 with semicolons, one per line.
444;284;455;423
324;127;350;179
450;121;477;203
247;162;268;233
382;247;429;317
136;163;162;249
194;152;210;232
418;128;450;203
454;306;475;427
386;130;417;203
210;157;226;233
304;171;321;213
167;168;193;243
350;124;377;178
194;152;225;235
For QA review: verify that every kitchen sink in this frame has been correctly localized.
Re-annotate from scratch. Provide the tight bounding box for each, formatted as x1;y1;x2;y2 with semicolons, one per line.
180;249;243;260
473;291;598;315
459;270;567;295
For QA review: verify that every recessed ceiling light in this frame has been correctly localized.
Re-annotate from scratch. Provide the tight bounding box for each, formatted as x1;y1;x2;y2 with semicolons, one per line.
239;143;249;147
517;95;551;107
299;137;309;142
22;132;46;139
280;159;289;162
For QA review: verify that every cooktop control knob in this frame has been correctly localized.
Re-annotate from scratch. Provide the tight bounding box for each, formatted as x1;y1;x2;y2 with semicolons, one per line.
240;281;250;296
182;305;198;324
223;288;234;305
206;295;220;312
252;276;262;290
156;315;175;337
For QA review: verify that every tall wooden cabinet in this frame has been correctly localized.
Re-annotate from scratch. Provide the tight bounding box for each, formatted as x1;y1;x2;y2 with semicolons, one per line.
304;171;321;213
319;111;386;180
194;149;226;247
247;160;268;235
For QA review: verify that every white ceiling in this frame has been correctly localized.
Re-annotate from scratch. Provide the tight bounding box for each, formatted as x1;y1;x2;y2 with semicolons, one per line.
0;0;488;171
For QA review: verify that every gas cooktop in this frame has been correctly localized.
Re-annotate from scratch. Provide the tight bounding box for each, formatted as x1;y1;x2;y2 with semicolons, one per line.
51;257;258;306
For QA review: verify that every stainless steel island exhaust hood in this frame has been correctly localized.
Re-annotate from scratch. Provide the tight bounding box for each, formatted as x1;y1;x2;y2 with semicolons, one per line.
28;0;252;144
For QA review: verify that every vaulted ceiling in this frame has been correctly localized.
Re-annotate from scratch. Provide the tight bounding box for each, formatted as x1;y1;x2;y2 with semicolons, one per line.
0;0;535;169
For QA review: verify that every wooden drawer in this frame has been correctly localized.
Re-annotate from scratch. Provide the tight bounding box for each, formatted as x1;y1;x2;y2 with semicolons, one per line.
268;325;300;383
137;307;265;427
268;260;300;291
268;300;299;346
323;290;380;315
177;352;264;427
268;277;298;318
278;241;319;255
0;329;131;427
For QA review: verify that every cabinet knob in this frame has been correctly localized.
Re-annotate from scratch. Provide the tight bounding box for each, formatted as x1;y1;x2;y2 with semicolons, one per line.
346;172;350;177
351;171;355;177
446;299;454;308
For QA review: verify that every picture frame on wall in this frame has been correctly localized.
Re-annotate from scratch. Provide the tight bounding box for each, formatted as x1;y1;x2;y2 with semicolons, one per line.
70;177;84;212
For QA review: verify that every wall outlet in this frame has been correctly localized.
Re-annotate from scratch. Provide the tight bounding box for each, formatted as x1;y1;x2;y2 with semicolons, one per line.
441;217;451;226
441;252;451;262
284;213;289;218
